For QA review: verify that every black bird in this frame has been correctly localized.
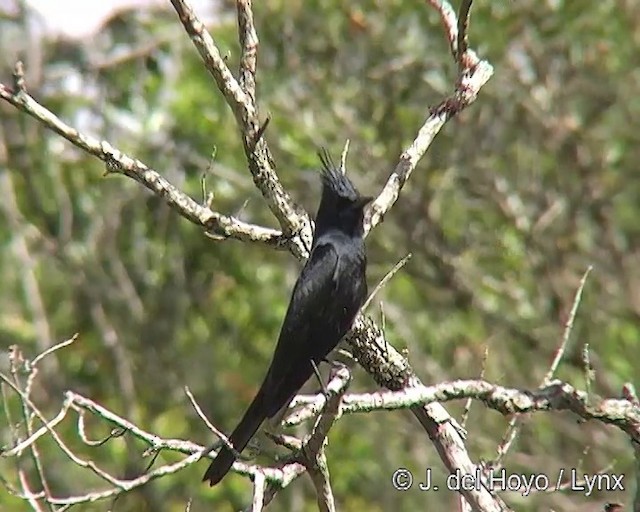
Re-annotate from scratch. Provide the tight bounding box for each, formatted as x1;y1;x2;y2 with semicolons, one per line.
203;150;371;486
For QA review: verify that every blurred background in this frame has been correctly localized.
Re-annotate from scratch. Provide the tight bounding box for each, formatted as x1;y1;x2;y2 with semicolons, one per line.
0;0;638;510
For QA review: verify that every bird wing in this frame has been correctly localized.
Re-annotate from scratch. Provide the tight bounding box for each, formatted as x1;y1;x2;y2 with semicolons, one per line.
201;242;342;485
261;241;340;414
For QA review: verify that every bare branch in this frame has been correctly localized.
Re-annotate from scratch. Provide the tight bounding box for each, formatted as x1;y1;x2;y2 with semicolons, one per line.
0;82;285;249
308;449;336;512
0;2;500;510
250;472;266;512
0;377;123;487
634;441;640;512
365;0;492;236
362;253;412;311
346;316;508;512
339;139;350;175
457;0;473;66
426;0;459;58
1;398;72;458
71;392;307;489
461;345;489;429
169;0;253;119
293;368;349;512
339;380;640;437
303;366;350;456
31;334;78;368
15;474;45;512
12;60;26;93
67;392;200;454
4;338;637;511
495;266;592;467
236;0;259;104
582;342;595;399
7;348;53;510
287;377;639;443
364;57;493;234
544;265;593;385
184;386;242;459
170;0;309;246
48;452;204;508
184;386;218;435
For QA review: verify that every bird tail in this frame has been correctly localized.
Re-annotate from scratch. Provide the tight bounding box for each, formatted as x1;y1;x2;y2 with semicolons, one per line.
202;387;268;486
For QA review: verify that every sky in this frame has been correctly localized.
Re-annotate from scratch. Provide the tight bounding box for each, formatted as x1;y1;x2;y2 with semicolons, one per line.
21;0;210;38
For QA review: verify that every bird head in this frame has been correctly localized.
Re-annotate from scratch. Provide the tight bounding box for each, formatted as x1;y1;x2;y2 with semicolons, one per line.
313;149;372;242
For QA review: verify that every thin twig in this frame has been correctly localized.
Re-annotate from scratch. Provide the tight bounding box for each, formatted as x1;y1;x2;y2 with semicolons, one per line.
456;0;473;66
8;349;54;510
170;0;305;241
0;1;500;510
31;334;79;368
0;81;284;249
460;344;488;429
362;253;411;311
339;139;350;174
425;0;459;58
582;342;595;401
294;369;348;512
184;386;217;435
544;265;593;385
184;387;242;459
494;265;594;467
170;0;252;117
1;400;72;457
76;411;125;447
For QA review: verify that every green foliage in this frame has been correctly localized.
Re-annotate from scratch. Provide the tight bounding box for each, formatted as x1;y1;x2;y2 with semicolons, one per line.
1;0;638;510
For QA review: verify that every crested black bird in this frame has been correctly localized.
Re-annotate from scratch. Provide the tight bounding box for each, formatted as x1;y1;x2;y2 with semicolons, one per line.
203;150;370;486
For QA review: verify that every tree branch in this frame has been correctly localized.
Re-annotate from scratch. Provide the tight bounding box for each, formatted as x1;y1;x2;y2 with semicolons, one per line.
0;81;286;249
0;1;501;510
236;0;259;104
170;0;310;249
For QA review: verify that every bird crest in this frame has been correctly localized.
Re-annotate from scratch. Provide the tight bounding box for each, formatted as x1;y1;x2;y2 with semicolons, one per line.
318;148;361;202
